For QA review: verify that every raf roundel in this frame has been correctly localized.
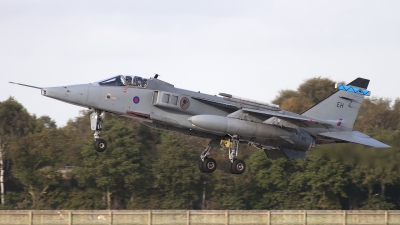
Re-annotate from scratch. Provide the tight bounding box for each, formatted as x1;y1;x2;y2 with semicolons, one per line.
133;96;140;104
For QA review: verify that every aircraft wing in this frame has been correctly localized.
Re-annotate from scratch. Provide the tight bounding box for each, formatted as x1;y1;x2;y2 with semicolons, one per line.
191;96;237;109
191;97;327;127
242;108;333;128
318;131;391;148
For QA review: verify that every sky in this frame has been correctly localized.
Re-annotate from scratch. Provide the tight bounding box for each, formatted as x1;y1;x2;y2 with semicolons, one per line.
1;0;399;127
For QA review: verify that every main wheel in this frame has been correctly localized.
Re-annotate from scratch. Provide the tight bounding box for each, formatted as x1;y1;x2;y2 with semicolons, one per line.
230;159;246;174
94;139;107;152
203;158;217;173
198;159;204;172
228;161;234;174
199;158;217;173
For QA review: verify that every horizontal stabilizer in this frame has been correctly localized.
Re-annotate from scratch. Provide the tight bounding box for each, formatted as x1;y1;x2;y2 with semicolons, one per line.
318;131;391;148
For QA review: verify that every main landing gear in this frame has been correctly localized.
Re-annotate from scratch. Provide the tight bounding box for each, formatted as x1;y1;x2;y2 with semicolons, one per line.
198;136;246;174
226;136;246;174
91;110;107;152
199;145;217;173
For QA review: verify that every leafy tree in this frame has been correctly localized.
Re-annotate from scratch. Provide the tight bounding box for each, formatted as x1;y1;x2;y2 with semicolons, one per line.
246;151;297;209
355;98;400;131
272;90;299;106
0;97;36;136
7;129;67;208
206;169;253;210
76;116;147;209
152;132;202;209
297;77;337;104
295;156;348;209
0;98;37;207
34;116;57;133
272;77;338;113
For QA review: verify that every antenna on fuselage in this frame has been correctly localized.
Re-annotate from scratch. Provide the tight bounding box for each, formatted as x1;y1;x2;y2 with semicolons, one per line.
154;73;160;79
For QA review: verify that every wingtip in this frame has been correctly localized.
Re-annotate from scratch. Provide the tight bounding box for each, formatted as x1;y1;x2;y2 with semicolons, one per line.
378;144;391;148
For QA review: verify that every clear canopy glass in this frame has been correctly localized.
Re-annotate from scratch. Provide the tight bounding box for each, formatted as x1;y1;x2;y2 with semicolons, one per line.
98;75;148;88
126;75;148;88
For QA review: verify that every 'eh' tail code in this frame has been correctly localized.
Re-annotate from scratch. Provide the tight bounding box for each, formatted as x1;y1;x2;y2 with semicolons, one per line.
301;78;370;130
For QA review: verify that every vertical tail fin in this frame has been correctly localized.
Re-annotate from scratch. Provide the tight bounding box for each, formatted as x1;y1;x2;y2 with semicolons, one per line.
301;78;370;129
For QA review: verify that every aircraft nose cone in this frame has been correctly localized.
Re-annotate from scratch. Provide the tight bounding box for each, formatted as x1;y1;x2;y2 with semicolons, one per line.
41;87;62;99
42;85;89;107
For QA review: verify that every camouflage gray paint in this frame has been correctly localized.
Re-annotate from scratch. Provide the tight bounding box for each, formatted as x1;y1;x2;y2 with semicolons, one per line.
10;75;390;174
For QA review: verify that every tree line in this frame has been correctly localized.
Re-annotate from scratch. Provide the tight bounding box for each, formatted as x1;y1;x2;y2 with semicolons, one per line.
0;77;399;210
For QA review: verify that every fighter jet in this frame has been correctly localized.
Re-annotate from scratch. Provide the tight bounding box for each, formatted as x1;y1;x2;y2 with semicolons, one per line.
10;75;390;174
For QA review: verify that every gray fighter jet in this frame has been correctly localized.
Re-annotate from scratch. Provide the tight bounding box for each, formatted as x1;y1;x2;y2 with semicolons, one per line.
10;75;390;174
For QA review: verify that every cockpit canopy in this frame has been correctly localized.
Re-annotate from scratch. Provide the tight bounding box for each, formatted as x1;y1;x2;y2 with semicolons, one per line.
98;75;148;88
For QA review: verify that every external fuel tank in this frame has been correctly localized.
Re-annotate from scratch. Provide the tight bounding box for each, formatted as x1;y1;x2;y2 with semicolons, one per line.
188;115;292;139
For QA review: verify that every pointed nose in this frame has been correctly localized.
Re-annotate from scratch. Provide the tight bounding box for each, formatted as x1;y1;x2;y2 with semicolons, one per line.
41;86;64;99
42;85;89;107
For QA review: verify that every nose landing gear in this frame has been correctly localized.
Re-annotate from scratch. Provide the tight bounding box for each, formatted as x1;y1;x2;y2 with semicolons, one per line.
91;110;107;152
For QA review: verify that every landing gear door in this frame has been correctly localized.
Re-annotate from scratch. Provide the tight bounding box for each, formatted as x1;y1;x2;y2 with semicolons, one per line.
90;112;97;131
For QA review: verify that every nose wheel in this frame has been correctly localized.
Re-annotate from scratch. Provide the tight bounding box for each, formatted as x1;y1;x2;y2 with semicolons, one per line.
94;139;107;152
91;110;107;152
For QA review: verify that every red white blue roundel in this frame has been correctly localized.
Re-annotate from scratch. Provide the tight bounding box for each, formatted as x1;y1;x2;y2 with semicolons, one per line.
133;96;140;104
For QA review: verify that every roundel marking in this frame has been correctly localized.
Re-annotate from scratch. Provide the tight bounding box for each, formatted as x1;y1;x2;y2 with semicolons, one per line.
180;97;190;110
133;96;140;104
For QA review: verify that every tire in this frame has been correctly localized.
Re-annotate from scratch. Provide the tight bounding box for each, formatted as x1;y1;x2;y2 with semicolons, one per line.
198;159;204;172
94;139;107;152
228;162;234;174
203;158;217;173
231;159;246;174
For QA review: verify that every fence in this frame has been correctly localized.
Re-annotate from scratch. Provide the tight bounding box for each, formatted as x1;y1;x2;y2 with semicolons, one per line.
1;210;400;225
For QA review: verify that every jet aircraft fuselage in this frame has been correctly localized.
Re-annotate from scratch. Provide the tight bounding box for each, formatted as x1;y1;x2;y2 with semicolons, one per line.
11;75;390;174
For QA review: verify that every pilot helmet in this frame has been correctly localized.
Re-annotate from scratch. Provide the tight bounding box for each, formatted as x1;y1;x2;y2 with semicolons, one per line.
125;76;133;84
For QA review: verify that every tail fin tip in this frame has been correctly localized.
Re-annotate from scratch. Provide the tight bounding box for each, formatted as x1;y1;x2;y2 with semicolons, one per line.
348;77;370;89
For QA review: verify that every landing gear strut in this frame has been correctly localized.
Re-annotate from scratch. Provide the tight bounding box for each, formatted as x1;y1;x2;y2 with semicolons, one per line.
198;142;217;173
227;136;246;174
91;110;107;152
197;137;246;174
